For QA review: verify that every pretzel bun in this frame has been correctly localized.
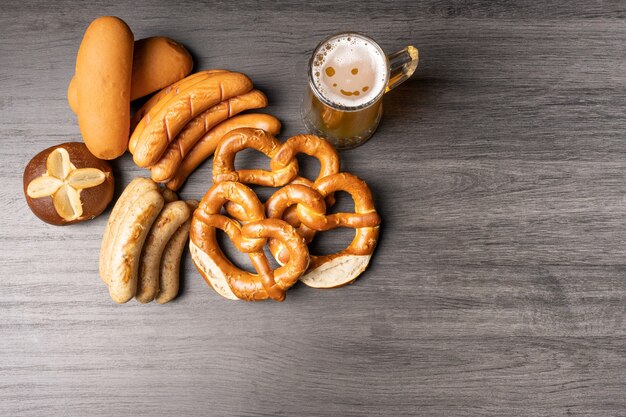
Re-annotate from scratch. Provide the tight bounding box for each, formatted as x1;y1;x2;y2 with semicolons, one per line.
68;36;193;113
75;16;134;160
23;142;114;226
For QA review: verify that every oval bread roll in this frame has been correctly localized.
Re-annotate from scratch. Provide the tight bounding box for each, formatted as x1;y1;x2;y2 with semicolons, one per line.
76;16;134;160
67;36;193;113
131;36;194;100
67;76;78;114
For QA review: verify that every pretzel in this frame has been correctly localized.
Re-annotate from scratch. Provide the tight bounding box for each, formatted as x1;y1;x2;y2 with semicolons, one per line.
270;133;340;183
223;182;321;262
265;173;381;288
214;128;339;225
212;128;340;187
212;128;297;186
223;169;335;227
262;183;323;263
189;181;309;301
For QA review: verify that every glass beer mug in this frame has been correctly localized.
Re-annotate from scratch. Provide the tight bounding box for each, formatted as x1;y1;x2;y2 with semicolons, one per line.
301;32;419;149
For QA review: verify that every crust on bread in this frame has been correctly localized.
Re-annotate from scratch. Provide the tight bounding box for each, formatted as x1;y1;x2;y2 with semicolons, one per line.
300;254;372;289
189;240;239;300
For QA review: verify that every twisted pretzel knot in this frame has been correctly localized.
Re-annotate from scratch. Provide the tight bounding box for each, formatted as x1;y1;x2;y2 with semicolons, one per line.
225;172;381;287
192;128;380;299
189;181;309;301
215;127;339;228
265;173;380;266
213;128;340;187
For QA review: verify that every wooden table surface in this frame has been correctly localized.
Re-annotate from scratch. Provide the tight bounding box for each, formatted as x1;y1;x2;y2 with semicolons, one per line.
2;1;625;416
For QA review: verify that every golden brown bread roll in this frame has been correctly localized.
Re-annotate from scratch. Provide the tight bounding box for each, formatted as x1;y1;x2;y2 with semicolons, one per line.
130;36;194;100
75;16;134;160
67;36;193;113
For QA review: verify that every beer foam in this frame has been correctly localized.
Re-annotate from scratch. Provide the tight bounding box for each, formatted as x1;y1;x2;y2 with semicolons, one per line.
311;34;387;108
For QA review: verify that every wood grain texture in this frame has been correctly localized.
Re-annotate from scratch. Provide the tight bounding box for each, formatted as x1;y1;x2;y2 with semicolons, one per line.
1;0;626;415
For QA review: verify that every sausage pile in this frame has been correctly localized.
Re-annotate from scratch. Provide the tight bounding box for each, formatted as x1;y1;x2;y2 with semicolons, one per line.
190;128;381;301
99;178;197;304
128;70;281;190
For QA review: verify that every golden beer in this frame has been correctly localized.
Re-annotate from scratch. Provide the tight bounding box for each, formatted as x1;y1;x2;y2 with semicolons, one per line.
302;33;418;149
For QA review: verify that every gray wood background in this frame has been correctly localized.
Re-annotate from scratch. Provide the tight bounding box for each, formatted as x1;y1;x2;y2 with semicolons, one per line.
1;0;625;415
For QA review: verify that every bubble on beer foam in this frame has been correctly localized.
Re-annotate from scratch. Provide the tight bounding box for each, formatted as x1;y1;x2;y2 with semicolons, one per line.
312;35;387;108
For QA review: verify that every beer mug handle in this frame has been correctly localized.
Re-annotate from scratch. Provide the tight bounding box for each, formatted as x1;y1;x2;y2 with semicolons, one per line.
385;46;419;92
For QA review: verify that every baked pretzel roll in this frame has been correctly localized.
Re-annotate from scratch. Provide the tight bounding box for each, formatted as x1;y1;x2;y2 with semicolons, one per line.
189;181;309;301
266;173;381;288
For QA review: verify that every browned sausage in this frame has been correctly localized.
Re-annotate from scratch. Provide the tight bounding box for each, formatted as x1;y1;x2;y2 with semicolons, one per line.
150;90;268;182
165;113;281;191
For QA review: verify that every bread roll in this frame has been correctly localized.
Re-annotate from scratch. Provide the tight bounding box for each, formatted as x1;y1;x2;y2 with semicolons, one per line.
23;142;114;225
67;76;78;114
131;36;194;100
76;16;134;160
67;36;193;112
